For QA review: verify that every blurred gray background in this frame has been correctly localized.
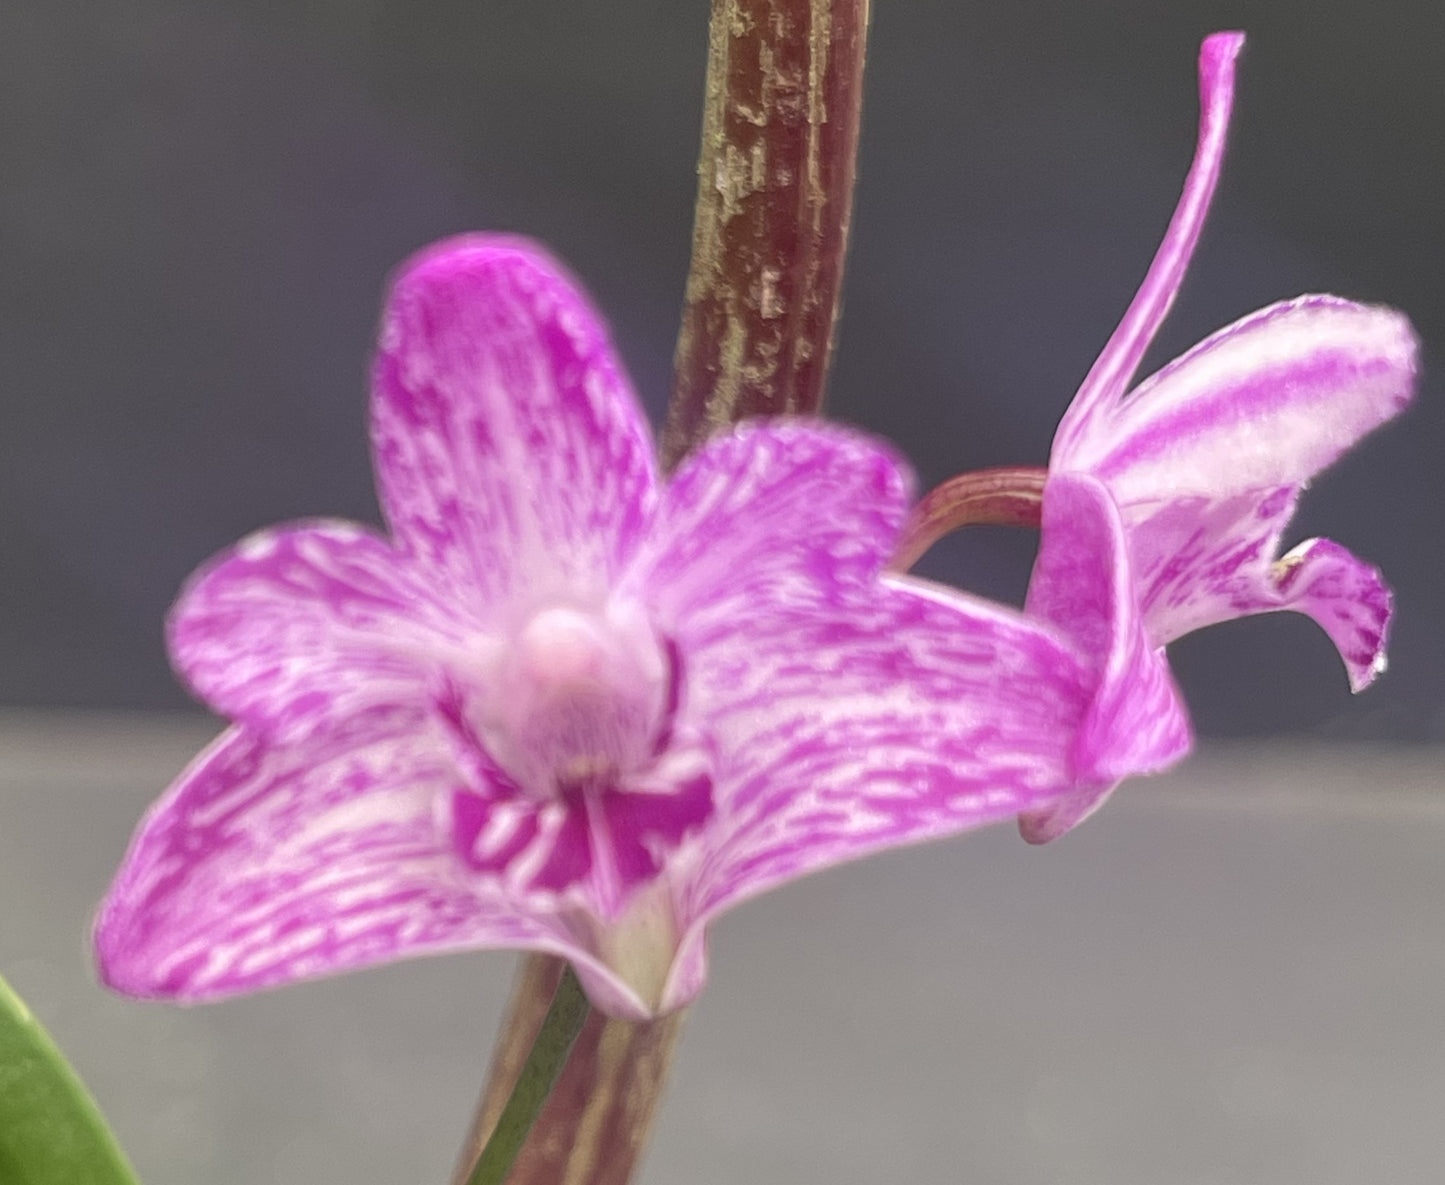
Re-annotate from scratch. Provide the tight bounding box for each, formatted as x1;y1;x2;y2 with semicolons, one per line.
5;720;1444;1185
1;0;1441;737
3;4;1445;1185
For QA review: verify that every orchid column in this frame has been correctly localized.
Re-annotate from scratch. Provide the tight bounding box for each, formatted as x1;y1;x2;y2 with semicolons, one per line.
453;2;871;1182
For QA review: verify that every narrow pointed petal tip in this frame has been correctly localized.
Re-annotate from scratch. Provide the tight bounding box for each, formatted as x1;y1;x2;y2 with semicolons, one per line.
1201;31;1246;79
1056;30;1245;454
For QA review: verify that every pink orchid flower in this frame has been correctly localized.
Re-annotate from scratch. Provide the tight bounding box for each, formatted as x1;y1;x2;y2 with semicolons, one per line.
1020;32;1418;843
96;237;1183;1018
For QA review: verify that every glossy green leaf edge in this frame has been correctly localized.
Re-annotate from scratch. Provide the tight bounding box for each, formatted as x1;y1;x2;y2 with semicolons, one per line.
0;974;141;1185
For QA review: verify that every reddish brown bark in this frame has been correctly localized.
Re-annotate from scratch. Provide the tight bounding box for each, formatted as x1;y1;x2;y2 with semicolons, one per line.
661;0;872;470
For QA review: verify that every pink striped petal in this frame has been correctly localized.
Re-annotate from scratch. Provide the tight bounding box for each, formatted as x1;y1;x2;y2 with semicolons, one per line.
626;419;912;646
1267;538;1393;692
1063;296;1418;501
94;710;517;998
673;575;1118;948
94;709;658;1016
1054;31;1244;457
169;521;470;743
1020;473;1192;843
371;236;659;615
1126;489;1393;691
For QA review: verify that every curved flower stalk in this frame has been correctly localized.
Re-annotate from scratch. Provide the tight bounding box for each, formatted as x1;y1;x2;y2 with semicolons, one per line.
97;236;1182;1019
1020;32;1418;842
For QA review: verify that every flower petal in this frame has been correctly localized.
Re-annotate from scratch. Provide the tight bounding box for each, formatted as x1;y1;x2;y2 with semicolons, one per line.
671;574;1117;958
1020;472;1192;843
1269;537;1394;692
371;235;659;614
1055;31;1244;456
1126;489;1393;691
1063;296;1417;500
93;709;608;1005
627;419;912;646
169;521;469;742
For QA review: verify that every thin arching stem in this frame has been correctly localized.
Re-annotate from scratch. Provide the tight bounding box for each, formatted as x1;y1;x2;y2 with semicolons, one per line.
891;467;1048;572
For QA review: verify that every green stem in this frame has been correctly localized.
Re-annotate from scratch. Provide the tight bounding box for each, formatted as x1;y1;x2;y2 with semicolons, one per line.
463;967;590;1185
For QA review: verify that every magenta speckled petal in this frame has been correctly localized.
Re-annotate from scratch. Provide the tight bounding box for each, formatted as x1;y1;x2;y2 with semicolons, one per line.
169;521;468;743
94;710;575;1001
1054;31;1243;457
94;711;658;1017
627;419;912;644
371;236;659;614
1063;296;1418;501
675;576;1105;942
1126;490;1393;691
1266;538;1393;692
1019;473;1191;844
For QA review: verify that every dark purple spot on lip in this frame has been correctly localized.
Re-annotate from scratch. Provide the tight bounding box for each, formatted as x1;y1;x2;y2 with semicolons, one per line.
525;809;594;893
449;789;541;873
601;773;715;891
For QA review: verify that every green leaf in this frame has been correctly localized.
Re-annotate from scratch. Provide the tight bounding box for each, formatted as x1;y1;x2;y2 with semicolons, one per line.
0;974;141;1185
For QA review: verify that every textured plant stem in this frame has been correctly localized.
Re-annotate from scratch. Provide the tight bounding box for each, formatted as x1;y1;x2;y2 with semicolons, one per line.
451;956;685;1185
660;0;872;469
891;467;1049;571
462;966;590;1185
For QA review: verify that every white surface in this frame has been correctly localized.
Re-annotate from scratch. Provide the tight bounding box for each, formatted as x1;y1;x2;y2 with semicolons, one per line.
2;711;1443;1184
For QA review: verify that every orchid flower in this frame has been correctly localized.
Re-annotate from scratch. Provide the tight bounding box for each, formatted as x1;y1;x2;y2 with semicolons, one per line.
95;236;1183;1018
1019;32;1418;843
